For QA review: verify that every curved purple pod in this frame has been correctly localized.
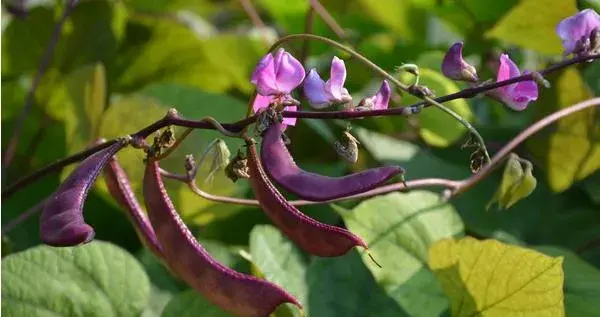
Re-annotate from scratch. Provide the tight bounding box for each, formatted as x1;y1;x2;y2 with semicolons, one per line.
143;160;301;317
247;138;368;257
104;157;164;260
40;140;126;247
261;121;404;201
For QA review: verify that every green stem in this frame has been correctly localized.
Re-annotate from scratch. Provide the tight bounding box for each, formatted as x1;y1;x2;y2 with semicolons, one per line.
424;96;491;162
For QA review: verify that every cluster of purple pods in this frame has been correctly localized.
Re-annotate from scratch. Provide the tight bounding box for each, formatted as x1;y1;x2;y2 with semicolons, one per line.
38;116;404;317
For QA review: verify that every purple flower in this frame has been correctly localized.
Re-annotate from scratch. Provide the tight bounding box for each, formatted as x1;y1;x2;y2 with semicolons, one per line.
357;80;391;110
489;54;538;111
250;48;304;126
304;56;353;109
441;42;478;82
556;9;600;56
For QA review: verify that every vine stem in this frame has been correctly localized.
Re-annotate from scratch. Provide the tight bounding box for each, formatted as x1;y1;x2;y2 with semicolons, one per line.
451;97;600;197
2;54;598;200
3;98;598;229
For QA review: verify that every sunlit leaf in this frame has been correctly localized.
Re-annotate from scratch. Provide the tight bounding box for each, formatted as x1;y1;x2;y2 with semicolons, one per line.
486;0;577;55
429;237;564;317
249;225;308;303
249;225;308;317
115;17;267;94
356;0;427;41
338;191;464;316
527;68;599;192
1;241;150;317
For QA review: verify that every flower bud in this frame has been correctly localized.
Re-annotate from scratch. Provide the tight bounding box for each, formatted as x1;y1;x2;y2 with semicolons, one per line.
442;42;478;82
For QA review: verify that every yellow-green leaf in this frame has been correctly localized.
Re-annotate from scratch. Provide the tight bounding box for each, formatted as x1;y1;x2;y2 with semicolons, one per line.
486;0;577;55
356;0;427;40
400;68;474;147
429;237;565;317
487;153;537;210
527;68;599;192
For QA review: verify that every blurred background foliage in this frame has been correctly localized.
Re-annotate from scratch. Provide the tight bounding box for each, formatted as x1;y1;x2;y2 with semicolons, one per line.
1;0;599;316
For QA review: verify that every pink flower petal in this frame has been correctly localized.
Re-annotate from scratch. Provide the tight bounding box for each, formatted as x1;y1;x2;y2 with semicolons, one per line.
304;69;330;108
274;50;305;93
492;54;538;111
251;53;273;84
325;56;347;100
556;9;600;55
373;80;391;110
252;94;272;113
282;105;297;126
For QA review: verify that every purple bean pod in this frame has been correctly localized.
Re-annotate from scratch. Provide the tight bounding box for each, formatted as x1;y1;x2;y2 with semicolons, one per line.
103;156;164;260
40;140;127;246
143;159;301;317
261;120;404;201
247;138;369;257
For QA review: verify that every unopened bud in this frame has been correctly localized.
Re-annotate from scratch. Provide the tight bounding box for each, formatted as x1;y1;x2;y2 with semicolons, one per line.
531;72;551;89
442;42;479;82
408;84;434;98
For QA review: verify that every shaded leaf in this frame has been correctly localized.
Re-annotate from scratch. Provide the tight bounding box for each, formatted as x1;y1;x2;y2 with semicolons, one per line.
356;0;427;41
429;237;565;317
527;68;599;192
339;191;463;316
535;246;600;317
486;0;577;55
400;68;474;147
306;250;410;317
1;241;150;317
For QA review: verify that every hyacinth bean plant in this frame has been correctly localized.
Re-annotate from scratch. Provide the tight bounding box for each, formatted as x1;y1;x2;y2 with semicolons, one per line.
2;2;600;317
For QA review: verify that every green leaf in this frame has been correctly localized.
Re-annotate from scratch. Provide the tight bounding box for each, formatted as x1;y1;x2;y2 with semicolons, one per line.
486;0;577;55
1;6;55;75
249;225;309;305
339;191;463;316
487;153;537;210
161;290;234;317
527;68;599;192
1;241;150;317
115;17;266;94
400;69;474;147
356;0;427;41
306;250;410;317
353;127;469;180
136;83;250;225
429;237;565;317
535;246;600;317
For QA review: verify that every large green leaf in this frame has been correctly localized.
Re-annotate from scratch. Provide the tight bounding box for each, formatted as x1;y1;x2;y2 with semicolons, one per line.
527;68;599;192
356;0;427;41
400;68;474;147
306;250;410;317
339;191;463;316
249;225;309;306
429;237;564;317
1;6;55;75
115;16;266;94
536;246;600;317
353;127;468;180
486;0;577;55
1;241;150;317
160;290;234;317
